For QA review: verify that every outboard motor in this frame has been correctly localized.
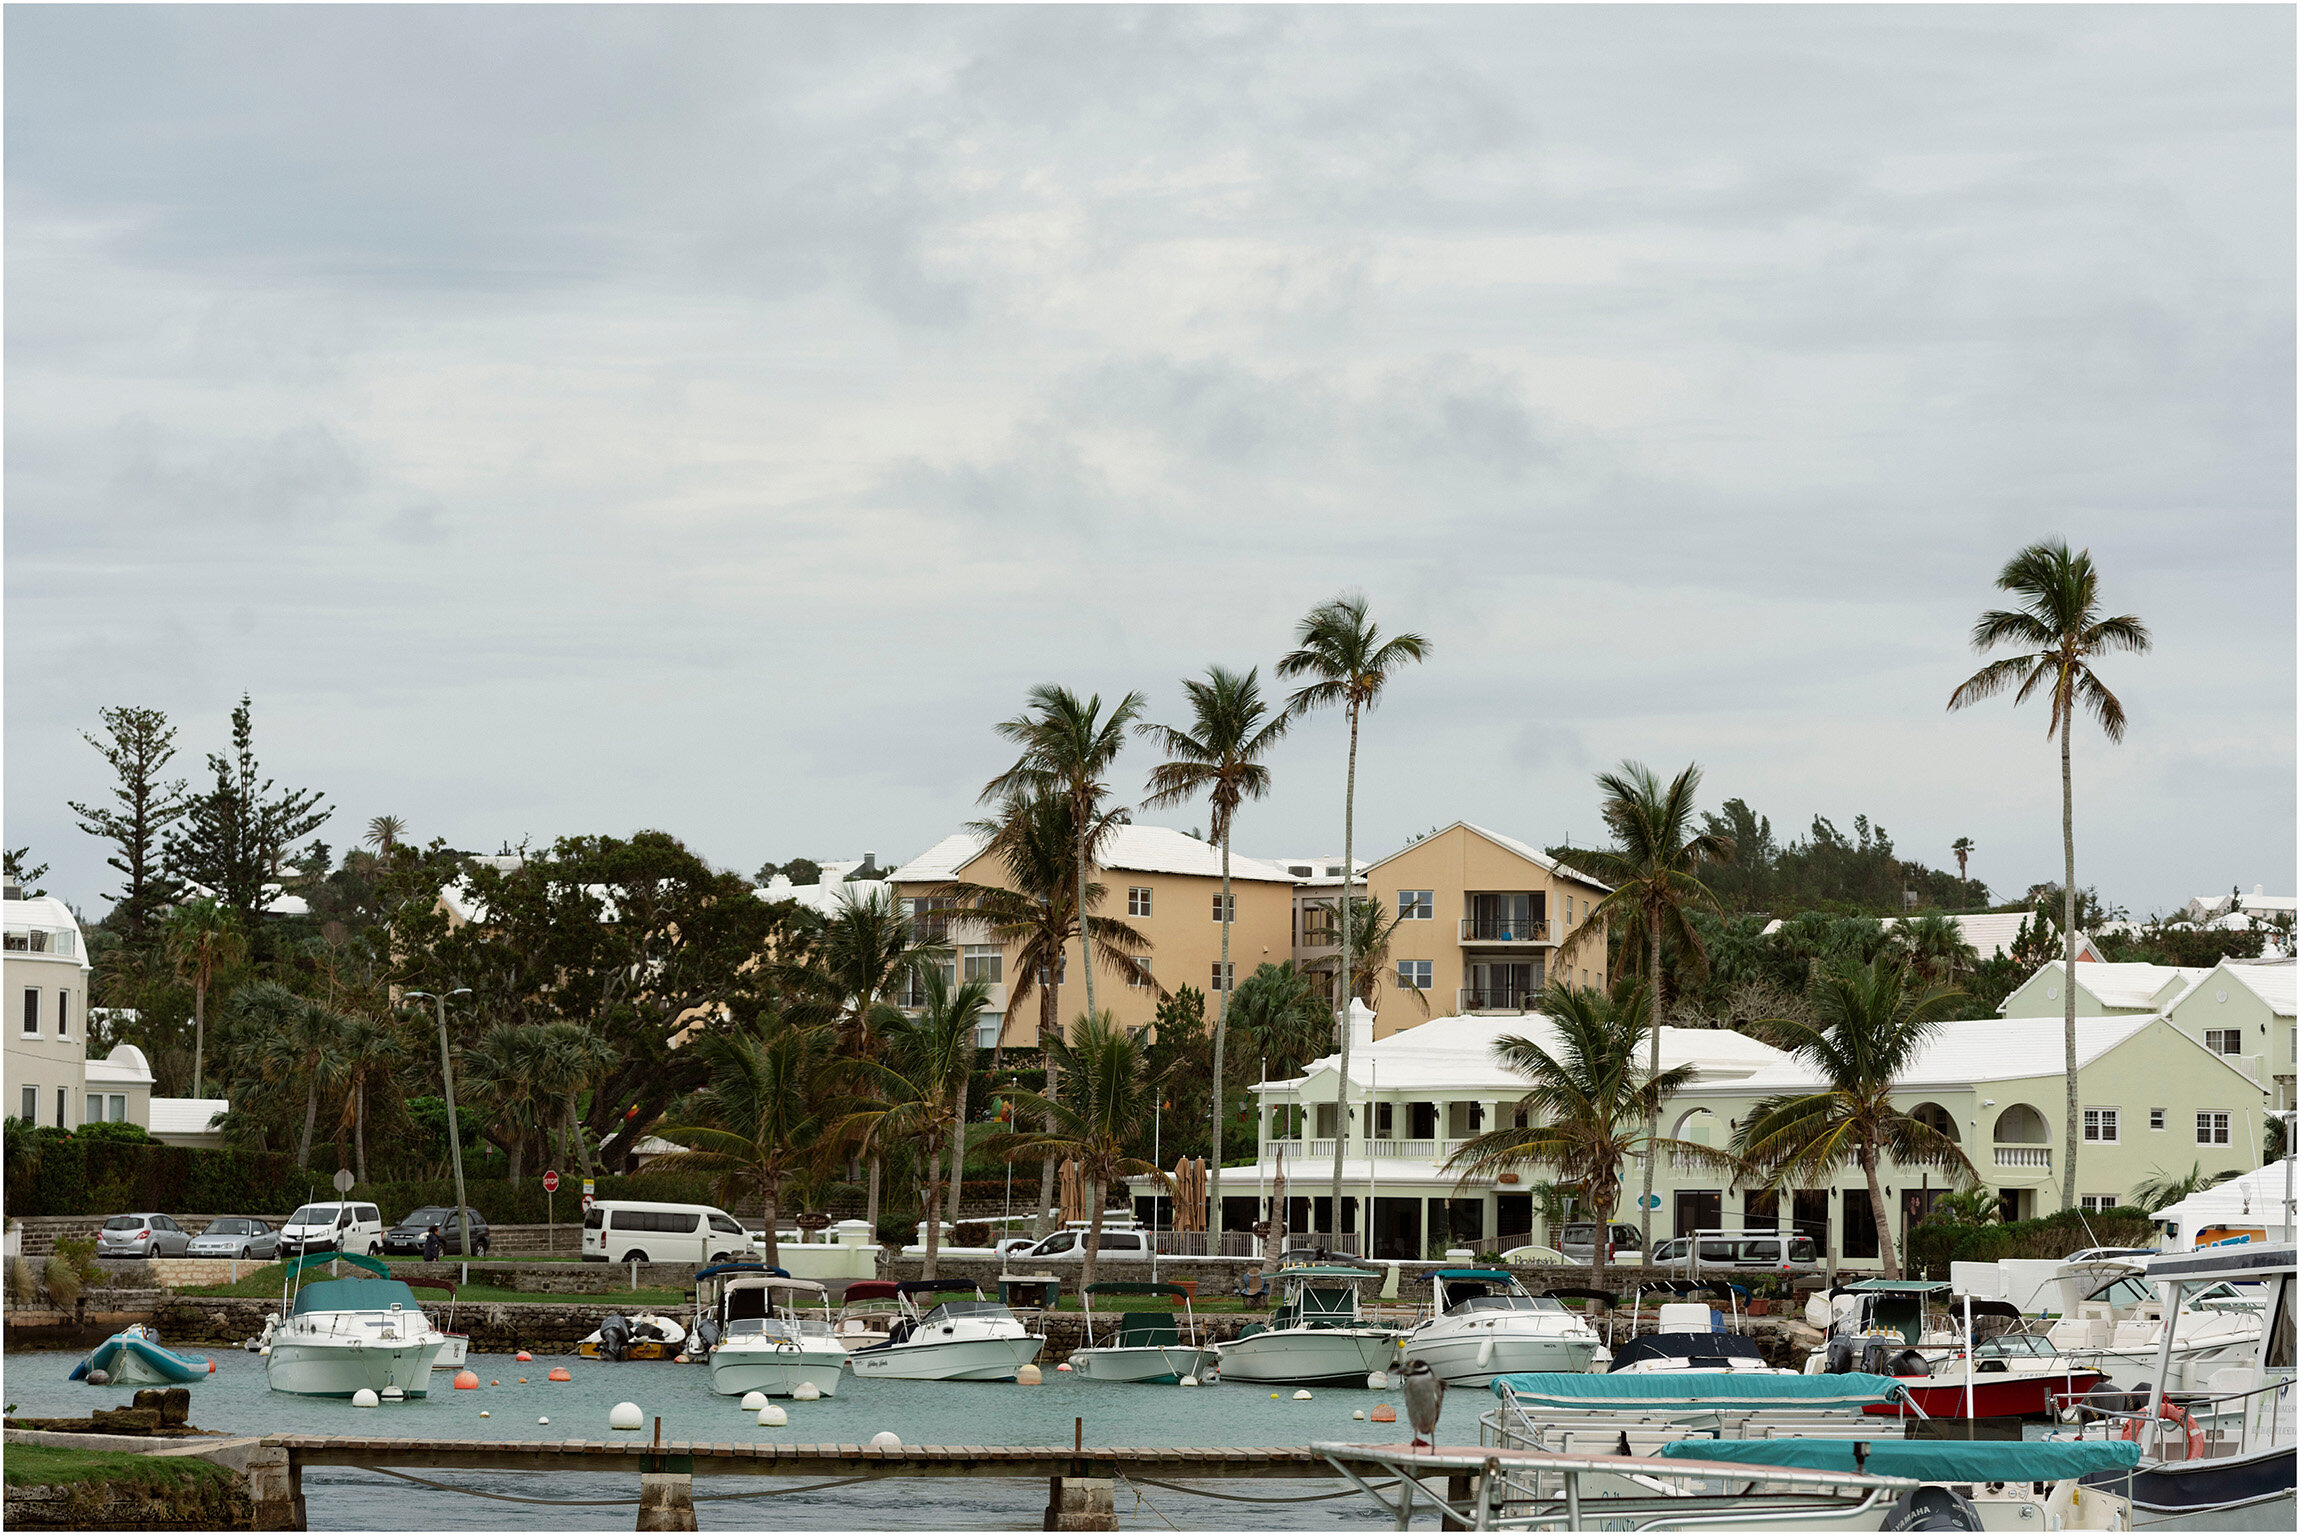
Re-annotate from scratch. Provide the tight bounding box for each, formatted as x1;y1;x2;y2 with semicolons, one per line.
1860;1340;1897;1377
1880;1486;1984;1531
691;1318;722;1356
1824;1334;1858;1375
2077;1383;2147;1422
596;1313;632;1362
1887;1348;1930;1379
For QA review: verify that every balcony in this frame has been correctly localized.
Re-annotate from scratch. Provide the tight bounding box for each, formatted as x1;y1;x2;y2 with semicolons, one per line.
1270;1138;1472;1164
1460;987;1538;1014
1993;1144;2052;1170
1460;916;1550;945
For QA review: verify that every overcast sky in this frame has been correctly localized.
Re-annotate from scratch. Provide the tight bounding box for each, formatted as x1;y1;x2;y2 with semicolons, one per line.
7;5;2293;921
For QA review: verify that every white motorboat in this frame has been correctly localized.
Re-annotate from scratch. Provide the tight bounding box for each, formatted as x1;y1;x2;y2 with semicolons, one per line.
1214;1264;1402;1386
829;1279;902;1351
843;1281;1046;1382
697;1269;848;1398
1399;1268;1602;1387
577;1312;690;1361
1608;1283;1798;1379
2047;1261;2266;1397
265;1274;452;1397
1069;1281;1216;1384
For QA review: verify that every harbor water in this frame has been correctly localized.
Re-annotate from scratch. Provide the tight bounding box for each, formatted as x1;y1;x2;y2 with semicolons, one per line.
8;1348;1400;1529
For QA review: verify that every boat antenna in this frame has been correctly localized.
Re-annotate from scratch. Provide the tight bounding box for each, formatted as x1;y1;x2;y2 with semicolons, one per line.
2074;1204;2102;1252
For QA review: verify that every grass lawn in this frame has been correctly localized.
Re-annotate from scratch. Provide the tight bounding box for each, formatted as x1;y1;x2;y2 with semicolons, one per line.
172;1264;686;1306
1;1443;235;1493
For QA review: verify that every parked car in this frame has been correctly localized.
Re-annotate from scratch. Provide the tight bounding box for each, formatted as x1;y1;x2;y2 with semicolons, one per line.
382;1206;491;1257
186;1217;279;1260
1008;1226;1154;1264
1557;1222;1644;1265
994;1235;1042;1259
1647;1232;1821;1273
96;1212;192;1258
278;1201;385;1258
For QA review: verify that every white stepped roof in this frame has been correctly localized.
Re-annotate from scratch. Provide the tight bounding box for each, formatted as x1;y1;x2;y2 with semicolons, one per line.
149;1098;229;1135
890;824;1294;886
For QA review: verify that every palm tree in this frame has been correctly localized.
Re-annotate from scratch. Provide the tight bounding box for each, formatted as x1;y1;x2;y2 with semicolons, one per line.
1226;962;1334;1080
1305;896;1428;1018
982;684;1147;1025
1733;958;1978;1278
980;1010;1172;1288
1949;540;2150;1211
1139;665;1290;1235
250;992;348;1170
536;1021;618;1179
1277;592;1432;1219
2130;1162;2240;1214
164;898;246;1100
1950;837;1975;882
365;816;407;857
654;1020;832;1270
834;971;994;1279
814;885;950;1230
1897;912;1980;984
461;1023;550;1183
330;1014;406;1184
1557;761;1733;1253
1441;981;1728;1289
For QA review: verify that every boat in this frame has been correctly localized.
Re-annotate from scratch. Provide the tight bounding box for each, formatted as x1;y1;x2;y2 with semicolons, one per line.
1398;1269;1602;1387
68;1324;209;1386
1605;1283;1798;1378
576;1312;690;1361
830;1279;902;1351
843;1280;1046;1382
264;1254;452;1398
1809;1280;2108;1418
1069;1281;1216;1384
1213;1264;1402;1386
2045;1258;2267;1396
694;1266;848;1398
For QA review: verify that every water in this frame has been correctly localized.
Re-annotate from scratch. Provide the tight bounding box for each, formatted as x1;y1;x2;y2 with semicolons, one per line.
8;1349;1400;1529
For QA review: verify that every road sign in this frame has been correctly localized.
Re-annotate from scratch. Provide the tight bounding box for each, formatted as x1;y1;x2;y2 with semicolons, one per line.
333;1168;355;1194
543;1170;560;1194
582;1175;596;1212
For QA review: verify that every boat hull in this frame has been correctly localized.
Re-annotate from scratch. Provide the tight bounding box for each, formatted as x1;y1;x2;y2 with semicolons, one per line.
432;1335;468;1370
267;1336;445;1397
846;1334;1045;1382
78;1331;208;1386
1401;1329;1600;1387
1214;1328;1398;1385
1864;1369;2106;1419
1068;1345;1217;1384
2080;1447;2298;1532
708;1344;848;1397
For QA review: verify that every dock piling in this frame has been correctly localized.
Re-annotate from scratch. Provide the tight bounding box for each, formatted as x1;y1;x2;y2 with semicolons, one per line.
636;1472;697;1531
246;1445;305;1532
1042;1476;1114;1531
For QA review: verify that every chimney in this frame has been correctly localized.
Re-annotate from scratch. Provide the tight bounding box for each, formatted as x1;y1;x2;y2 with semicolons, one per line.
858;851;880;879
1;884;19;901
1346;998;1376;1057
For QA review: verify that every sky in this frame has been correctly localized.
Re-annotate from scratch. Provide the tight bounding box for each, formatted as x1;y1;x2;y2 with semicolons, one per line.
6;5;2293;921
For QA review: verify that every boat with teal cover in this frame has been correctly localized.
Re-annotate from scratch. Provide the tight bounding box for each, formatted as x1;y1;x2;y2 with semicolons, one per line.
68;1324;209;1385
1656;1436;2142;1481
1489;1369;1917;1412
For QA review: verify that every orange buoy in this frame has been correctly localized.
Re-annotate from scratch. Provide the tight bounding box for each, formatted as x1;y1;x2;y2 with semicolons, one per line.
1369;1405;1397;1423
206;1359;216;1374
490;1380;500;1387
453;1370;480;1390
516;1351;533;1362
547;1367;572;1382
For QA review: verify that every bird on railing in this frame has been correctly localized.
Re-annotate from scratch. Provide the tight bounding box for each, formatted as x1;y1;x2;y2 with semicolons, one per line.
1399;1357;1445;1448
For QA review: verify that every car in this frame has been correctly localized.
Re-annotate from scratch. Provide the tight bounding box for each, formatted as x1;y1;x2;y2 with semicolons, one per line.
278;1201;386;1258
1007;1226;1154;1264
1647;1233;1821;1273
186;1217;279;1260
96;1212;192;1258
994;1235;1042;1259
382;1206;492;1257
1499;1244;1570;1267
581;1200;752;1265
1557;1222;1644;1265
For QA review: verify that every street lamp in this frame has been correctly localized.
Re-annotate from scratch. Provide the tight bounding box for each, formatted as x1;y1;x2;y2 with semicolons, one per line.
404;988;476;1262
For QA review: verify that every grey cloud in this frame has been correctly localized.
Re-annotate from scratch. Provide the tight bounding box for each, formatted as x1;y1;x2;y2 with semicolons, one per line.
108;416;364;527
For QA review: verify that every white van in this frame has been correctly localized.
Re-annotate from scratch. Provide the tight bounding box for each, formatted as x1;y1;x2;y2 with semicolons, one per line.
279;1201;385;1259
1011;1225;1153;1264
581;1200;753;1266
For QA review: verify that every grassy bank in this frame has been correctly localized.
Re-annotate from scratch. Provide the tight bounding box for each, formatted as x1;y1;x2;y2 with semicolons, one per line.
173;1263;686;1306
2;1443;235;1494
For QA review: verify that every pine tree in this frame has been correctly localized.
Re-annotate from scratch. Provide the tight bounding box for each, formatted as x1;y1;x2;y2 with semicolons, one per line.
68;706;188;941
164;696;330;928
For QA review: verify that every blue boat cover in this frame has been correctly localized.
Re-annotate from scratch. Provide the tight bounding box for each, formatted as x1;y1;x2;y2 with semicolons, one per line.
1491;1370;1911;1408
290;1277;425;1315
71;1328;208;1384
1657;1437;2141;1482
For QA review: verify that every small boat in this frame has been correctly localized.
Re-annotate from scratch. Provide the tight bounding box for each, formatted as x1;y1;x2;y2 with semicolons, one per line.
1398;1269;1602;1387
844;1280;1046;1382
829;1279;903;1351
2046;1259;2266;1396
69;1324;209;1386
265;1257;452;1398
1213;1264;1401;1386
1069;1281;1216;1384
577;1312;689;1361
1607;1285;1797;1379
1810;1281;2107;1418
694;1266;847;1398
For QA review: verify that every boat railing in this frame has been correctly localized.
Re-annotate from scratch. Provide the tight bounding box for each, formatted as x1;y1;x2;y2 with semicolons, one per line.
2049;1374;2294;1462
1483;1396;1899;1461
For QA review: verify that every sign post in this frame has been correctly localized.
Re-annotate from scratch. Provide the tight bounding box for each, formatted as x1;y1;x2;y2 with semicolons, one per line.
581;1177;596;1258
331;1168;354;1277
544;1170;560;1255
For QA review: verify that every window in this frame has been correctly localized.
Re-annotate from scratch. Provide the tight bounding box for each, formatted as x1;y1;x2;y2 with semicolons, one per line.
1397;890;1433;920
2083;1108;2119;1144
56;990;68;1037
2197;1112;2231;1146
1397;960;1431;990
108;1094;126;1122
1037;957;1067;986
710;1214;747;1235
21;989;37;1036
57;1088;68;1128
2147;1108;2166;1130
1209;961;1234;993
975;1014;1002;1050
1210;892;1235;922
2205;1029;2243;1056
1128;886;1152;917
86;1094;102;1125
21;1085;37;1123
962;945;1004;983
1125;958;1151;990
2080;1195;2120;1213
1374;1103;1394;1138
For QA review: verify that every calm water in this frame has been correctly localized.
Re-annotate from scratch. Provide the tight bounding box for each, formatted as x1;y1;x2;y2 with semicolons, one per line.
8;1348;1402;1530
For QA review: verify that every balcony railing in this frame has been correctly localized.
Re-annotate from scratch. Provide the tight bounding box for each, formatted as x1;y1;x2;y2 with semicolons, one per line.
1460;916;1550;944
1993;1144;2052;1169
1266;1138;1474;1164
1460;987;1538;1013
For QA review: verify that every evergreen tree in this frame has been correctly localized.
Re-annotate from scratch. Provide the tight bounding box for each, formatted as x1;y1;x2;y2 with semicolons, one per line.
68;705;188;941
164;696;330;928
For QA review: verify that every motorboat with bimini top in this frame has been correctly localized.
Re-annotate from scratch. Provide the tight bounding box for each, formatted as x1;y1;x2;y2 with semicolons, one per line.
693;1264;848;1397
2046;1258;2267;1397
1398;1269;1602;1387
69;1324;210;1385
1214;1265;1403;1386
843;1280;1046;1382
263;1254;452;1398
1805;1280;2107;1418
830;1279;902;1351
1604;1283;1795;1378
1069;1282;1216;1384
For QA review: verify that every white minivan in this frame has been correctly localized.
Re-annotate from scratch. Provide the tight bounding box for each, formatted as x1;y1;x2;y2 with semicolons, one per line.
279;1201;385;1259
582;1200;753;1266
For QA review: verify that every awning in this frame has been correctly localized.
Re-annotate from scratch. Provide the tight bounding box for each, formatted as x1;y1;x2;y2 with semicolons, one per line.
1656;1437;2140;1482
1492;1370;1911;1410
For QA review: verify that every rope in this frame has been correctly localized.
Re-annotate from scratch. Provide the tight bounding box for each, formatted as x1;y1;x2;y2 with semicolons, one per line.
1123;1474;1401;1505
351;1467;878;1506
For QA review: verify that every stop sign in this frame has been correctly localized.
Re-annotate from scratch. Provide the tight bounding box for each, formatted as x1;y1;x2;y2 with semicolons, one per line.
543;1170;560;1194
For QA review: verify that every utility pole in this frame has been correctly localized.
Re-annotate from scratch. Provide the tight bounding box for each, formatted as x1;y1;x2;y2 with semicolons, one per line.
405;988;476;1265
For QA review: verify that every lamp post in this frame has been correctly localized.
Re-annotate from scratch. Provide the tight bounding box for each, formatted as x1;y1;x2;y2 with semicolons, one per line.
404;987;475;1264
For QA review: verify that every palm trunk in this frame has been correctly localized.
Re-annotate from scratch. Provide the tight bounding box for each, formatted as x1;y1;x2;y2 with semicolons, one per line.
192;977;207;1101
1035;971;1060;1240
354;1079;368;1185
865;1153;881;1235
1077;805;1098;1020
1082;1174;1105;1289
509;1133;525;1185
567;1097;588;1177
1639;913;1663;1254
1211;833;1233;1239
761;1176;780;1270
948;1075;970;1228
1327;703;1360;1223
2061;723;2079;1214
297;1071;319;1168
924;1141;943;1281
1864;1147;1898;1279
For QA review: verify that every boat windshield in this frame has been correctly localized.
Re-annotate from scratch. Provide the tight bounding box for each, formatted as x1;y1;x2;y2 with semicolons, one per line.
921;1300;1014;1324
1973;1332;2056;1359
2084;1274;2154;1307
1449;1295;1567;1317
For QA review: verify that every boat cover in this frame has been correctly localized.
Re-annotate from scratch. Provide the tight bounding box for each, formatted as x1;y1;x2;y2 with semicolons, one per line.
290;1277;425;1315
1432;1269;1515;1283
1492;1370;1912;1409
1656;1437;2140;1481
285;1251;390;1281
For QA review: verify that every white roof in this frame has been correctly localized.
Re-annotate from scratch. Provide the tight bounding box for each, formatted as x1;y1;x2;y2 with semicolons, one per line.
173;880;309;918
84;1045;154;1087
2217;962;2298;1018
1257;855;1368;885
756;876;894;920
2;896;90;969
2016;959;2209;1012
2151;1161;2297;1249
890;824;1294;886
149;1098;229;1135
889;833;989;884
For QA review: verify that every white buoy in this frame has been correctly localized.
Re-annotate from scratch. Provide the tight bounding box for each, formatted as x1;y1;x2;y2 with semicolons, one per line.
871;1431;902;1449
538;1416;550;1426
756;1405;787;1427
1352;1409;1367;1421
351;1388;380;1408
479;1411;490;1418
1177;1375;1199;1388
609;1402;644;1431
1293;1389;1314;1400
740;1391;768;1411
381;1386;405;1401
1015;1363;1043;1385
792;1381;821;1401
1365;1370;1389;1389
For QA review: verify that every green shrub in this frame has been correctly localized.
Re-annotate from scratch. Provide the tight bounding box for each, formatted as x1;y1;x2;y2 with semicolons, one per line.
72;1121;157;1145
1907;1205;2155;1277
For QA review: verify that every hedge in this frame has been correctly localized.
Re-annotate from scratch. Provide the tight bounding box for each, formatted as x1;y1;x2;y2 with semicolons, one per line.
6;1137;308;1218
1907;1205;2155;1277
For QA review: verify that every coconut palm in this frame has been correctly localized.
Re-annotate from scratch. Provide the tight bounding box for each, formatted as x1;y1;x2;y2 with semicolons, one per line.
833;971;994;1279
2130;1162;2241;1214
1733;957;1978;1278
814;885;950;1230
1897;912;1980;983
239;989;348;1170
1138;665;1290;1235
1441;981;1728;1289
365;816;406;857
1304;896;1428;1017
1948;540;2150;1212
461;1023;551;1183
164;897;246;1100
1276;592;1432;1218
535;1021;618;1179
330;1013;407;1184
1226;961;1334;1080
979;1010;1172;1288
1557;761;1733;1253
1951;837;1975;882
653;1020;833;1271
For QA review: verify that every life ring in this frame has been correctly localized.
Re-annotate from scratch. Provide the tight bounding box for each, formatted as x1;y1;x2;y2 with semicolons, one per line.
2119;1397;2205;1461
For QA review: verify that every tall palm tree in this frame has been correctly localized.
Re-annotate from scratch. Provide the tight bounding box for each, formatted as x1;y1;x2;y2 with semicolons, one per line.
1949;539;2150;1211
164;898;246;1100
364;816;407;857
1732;958;1978;1278
269;997;349;1170
1950;837;1975;882
1276;592;1432;1220
330;1014;406;1185
1226;961;1334;1080
834;971;994;1279
462;1023;550;1183
1139;665;1290;1235
980;1010;1172;1288
814;886;950;1230
1558;761;1733;1253
1442;981;1728;1289
982;684;1146;1025
654;1020;832;1271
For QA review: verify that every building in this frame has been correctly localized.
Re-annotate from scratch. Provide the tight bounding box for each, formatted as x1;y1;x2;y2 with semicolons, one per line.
1355;822;1612;1039
1263;854;1367;974
1999;960;2210;1019
1762;912;2107;965
2183;886;2297;927
2161;960;2297;1110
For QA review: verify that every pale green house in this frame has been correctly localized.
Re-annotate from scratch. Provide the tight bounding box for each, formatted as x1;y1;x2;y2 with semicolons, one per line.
2161;960;2297;1111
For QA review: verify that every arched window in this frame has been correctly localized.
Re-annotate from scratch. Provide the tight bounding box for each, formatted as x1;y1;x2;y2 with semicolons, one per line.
1993;1103;2050;1144
1909;1102;1960;1143
1673;1108;1718;1147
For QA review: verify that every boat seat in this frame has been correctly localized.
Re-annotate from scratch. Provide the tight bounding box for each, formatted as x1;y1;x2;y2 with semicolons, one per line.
2111;1321;2155;1349
1113;1313;1182;1348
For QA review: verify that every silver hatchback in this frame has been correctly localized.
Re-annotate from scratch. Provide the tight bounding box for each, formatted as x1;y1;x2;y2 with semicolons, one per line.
186;1216;280;1260
95;1212;193;1258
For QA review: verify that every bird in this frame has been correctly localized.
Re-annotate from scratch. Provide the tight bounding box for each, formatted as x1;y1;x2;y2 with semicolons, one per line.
1399;1357;1445;1448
